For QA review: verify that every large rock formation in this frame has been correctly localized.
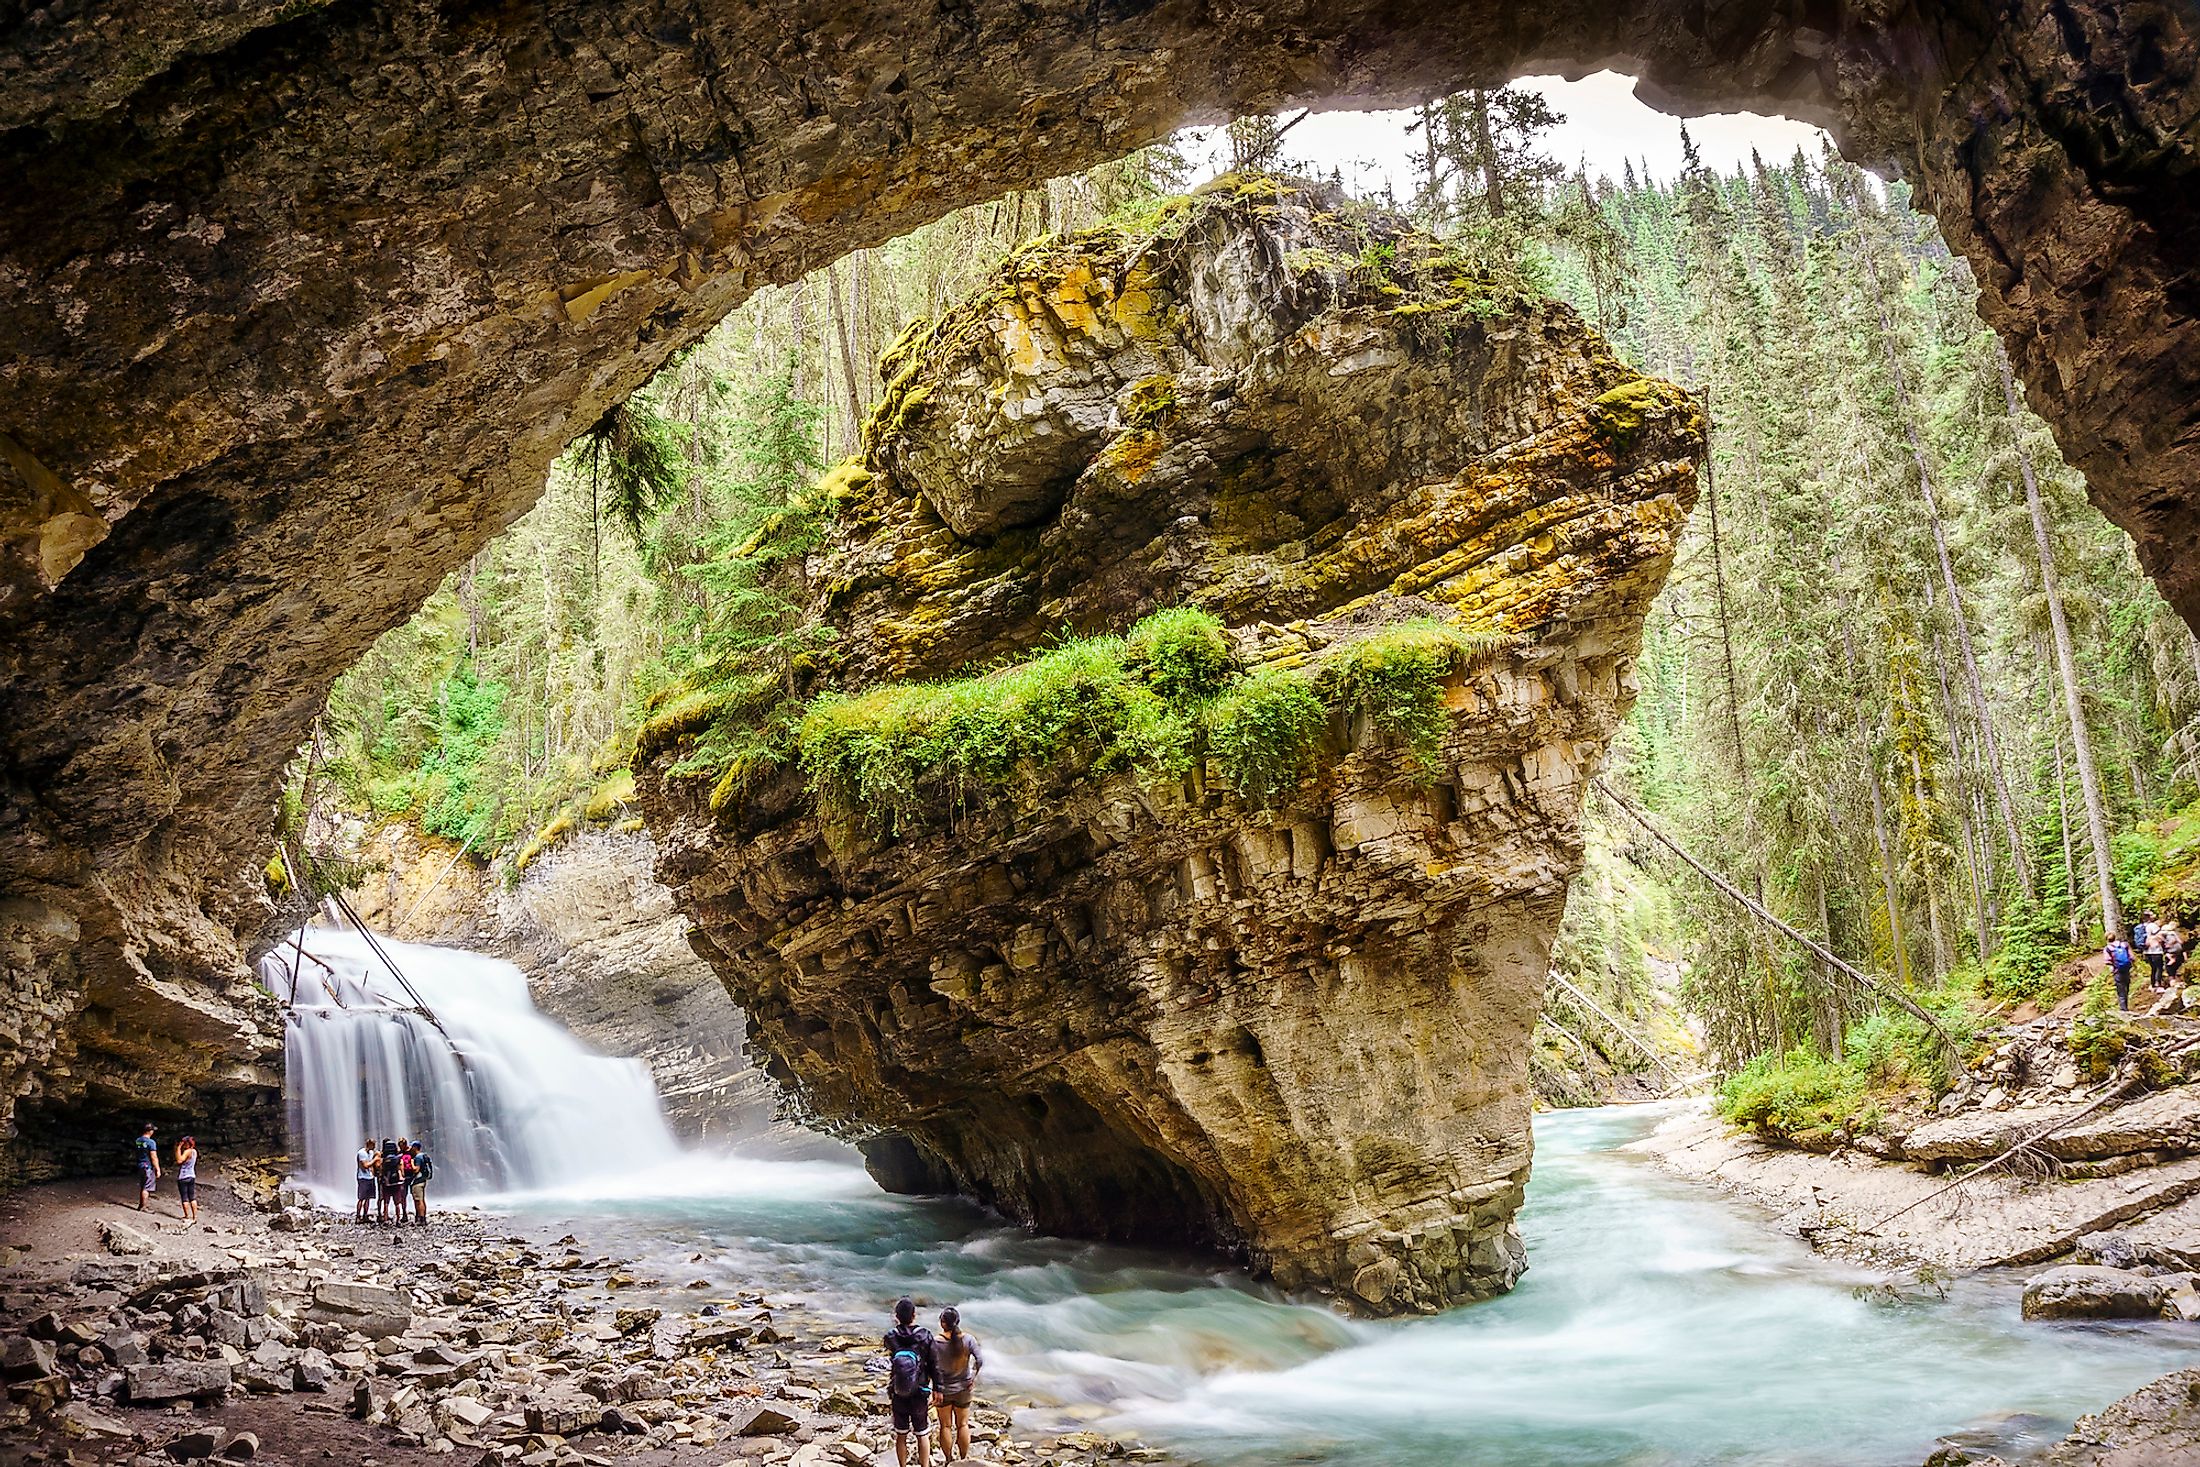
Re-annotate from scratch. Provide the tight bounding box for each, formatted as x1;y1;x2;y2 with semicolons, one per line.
637;184;1702;1311
0;0;2193;1177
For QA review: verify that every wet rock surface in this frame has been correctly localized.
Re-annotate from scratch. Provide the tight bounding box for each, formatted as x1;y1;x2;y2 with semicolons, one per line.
0;0;2196;1193
639;184;1702;1312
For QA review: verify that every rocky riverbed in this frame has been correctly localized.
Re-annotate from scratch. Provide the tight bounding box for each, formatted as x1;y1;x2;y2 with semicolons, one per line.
0;1171;1171;1467
1634;1001;2200;1343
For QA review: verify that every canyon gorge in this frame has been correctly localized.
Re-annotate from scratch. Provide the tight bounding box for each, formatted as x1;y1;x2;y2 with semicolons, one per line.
0;0;2194;1275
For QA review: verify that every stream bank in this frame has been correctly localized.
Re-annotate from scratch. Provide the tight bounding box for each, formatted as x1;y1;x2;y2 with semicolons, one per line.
1;1108;2198;1465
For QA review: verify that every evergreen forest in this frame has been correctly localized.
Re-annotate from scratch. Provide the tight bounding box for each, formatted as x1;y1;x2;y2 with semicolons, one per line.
303;94;2200;1130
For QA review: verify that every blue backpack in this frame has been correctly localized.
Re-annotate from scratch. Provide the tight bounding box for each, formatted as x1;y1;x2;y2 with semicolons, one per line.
889;1346;925;1398
2108;939;2133;969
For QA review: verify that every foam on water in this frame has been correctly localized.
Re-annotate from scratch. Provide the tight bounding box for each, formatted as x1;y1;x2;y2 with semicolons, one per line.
503;1106;2200;1466
270;929;2199;1464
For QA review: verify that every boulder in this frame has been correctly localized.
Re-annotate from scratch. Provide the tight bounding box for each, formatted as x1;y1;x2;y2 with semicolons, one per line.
523;1393;604;1437
165;1426;226;1460
2021;1266;2169;1321
100;1331;147;1367
1901;1108;2067;1166
2024;1367;2200;1465
220;1432;259;1461
291;1349;334;1392
10;1374;70;1414
311;1280;408;1316
730;1402;805;1437
100;1220;154;1256
2072;1232;2141;1271
57;1401;135;1440
2;1337;57;1380
126;1362;231;1403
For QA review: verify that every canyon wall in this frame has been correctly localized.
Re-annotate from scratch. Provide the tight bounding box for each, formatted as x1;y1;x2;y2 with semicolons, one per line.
0;0;2191;1178
637;184;1702;1311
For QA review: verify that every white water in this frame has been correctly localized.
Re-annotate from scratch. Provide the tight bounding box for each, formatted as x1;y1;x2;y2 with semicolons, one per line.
264;926;678;1198
496;1110;2200;1467
265;931;2200;1461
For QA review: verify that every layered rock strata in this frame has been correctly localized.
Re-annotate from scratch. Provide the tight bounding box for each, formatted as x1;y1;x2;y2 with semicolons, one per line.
0;0;2191;1183
639;185;1702;1311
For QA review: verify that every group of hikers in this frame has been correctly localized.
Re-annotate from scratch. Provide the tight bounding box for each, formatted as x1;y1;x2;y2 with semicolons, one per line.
354;1135;434;1225
883;1296;985;1466
2104;911;2191;1010
131;1123;200;1222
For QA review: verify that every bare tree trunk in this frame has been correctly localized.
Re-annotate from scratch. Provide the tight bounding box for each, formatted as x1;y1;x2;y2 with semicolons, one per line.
2055;731;2082;942
2002;342;2121;938
826;260;866;453
1840;619;1911;985
1470;91;1505;218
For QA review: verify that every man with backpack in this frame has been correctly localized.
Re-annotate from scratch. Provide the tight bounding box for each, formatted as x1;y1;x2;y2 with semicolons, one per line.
2106;930;2136;1011
378;1138;404;1226
408;1141;432;1224
882;1296;938;1467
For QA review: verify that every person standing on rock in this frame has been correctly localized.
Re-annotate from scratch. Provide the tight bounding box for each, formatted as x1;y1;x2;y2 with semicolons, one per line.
174;1134;199;1225
394;1138;418;1225
2164;922;2188;988
884;1296;939;1467
133;1122;160;1211
408;1140;431;1224
355;1136;378;1224
2106;931;2136;1011
931;1306;983;1462
378;1137;403;1226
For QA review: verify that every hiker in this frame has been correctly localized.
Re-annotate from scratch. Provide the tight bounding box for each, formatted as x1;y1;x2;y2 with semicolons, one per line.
931;1306;983;1463
2165;921;2188;985
393;1138;419;1226
408;1141;432;1224
356;1137;377;1224
378;1138;403;1226
883;1296;939;1467
2106;930;2136;1011
174;1135;199;1225
2144;914;2170;992
133;1123;161;1211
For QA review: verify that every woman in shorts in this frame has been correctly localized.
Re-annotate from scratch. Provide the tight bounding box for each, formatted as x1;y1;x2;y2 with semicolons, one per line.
174;1135;199;1224
931;1306;983;1462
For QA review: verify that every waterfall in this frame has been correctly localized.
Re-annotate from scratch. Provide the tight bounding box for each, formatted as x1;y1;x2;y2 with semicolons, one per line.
263;926;679;1199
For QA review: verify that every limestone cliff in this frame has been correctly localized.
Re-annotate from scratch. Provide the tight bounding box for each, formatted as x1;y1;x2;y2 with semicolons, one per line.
0;0;2189;1185
636;183;1702;1312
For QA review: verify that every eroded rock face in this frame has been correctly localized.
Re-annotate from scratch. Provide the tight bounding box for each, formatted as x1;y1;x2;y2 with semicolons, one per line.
0;0;2192;1178
638;186;1702;1310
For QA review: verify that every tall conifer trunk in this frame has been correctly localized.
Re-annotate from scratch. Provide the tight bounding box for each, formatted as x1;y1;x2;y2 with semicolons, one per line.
2001;344;2122;938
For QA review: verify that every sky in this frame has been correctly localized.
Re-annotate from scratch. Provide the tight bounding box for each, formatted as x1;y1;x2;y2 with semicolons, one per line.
1180;70;1829;197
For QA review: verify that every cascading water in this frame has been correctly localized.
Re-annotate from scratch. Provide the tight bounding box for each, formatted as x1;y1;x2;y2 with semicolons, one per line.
263;926;679;1198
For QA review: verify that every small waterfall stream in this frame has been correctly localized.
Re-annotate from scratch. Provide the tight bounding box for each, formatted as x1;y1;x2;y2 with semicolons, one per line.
264;926;679;1198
